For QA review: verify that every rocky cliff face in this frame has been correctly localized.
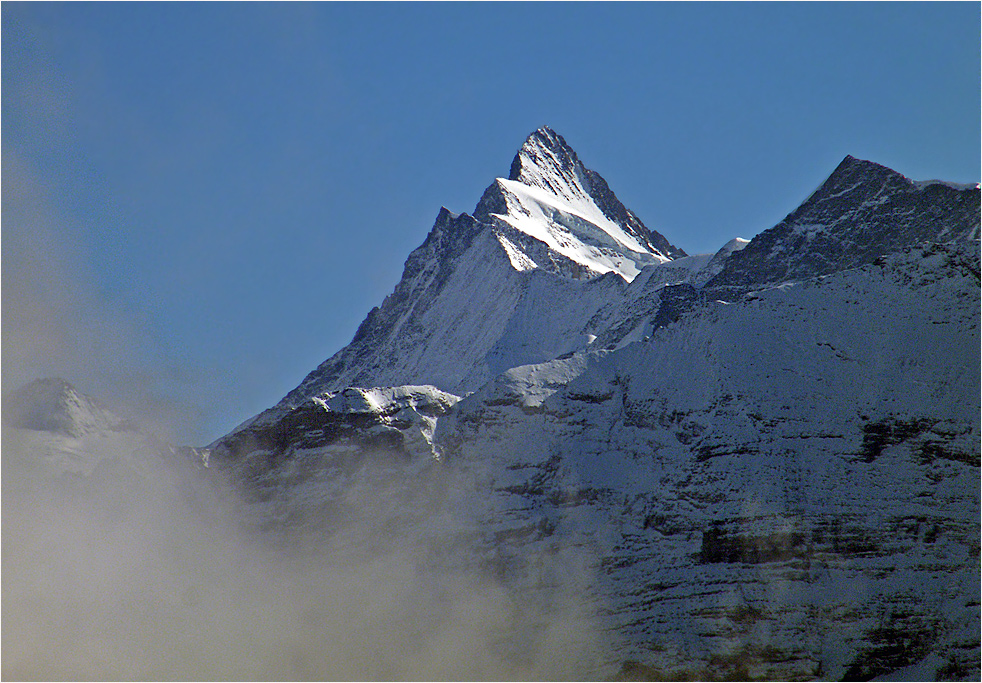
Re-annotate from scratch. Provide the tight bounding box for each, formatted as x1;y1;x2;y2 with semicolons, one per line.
206;131;980;679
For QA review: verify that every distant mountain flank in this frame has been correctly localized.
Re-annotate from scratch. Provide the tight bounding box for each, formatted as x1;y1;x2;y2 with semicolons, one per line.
4;377;207;478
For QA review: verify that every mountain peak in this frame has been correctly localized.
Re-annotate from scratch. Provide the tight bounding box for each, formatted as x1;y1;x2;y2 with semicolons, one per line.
512;126;564;157
4;377;127;437
706;155;980;288
808;155;905;202
247;128;690;417
496;127;686;263
834;154;895;175
507;126;591;199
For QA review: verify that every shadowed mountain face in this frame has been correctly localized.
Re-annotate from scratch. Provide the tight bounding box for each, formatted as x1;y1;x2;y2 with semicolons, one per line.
10;129;980;681
707;155;980;288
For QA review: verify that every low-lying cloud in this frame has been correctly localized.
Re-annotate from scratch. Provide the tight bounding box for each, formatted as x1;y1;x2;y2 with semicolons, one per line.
1;417;603;680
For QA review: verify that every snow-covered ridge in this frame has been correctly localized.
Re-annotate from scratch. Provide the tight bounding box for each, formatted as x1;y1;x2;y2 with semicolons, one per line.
230;127;695;418
310;385;459;416
912;179;981;191
223;137;978;460
2;377;209;478
708;154;981;288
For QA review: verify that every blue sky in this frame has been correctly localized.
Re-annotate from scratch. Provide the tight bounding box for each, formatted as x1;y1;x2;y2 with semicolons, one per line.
3;2;979;443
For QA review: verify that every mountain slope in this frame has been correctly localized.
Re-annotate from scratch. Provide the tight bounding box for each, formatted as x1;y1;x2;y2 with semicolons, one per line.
208;239;980;679
475;126;686;277
5;377;129;438
234;128;688;436
3;377;207;479
13;128;980;680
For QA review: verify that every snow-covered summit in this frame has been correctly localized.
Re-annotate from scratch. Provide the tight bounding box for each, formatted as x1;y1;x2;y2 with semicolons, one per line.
225;141;978;453
234;128;692;422
507;127;589;200
475;127;684;280
1;377;193;479
4;377;128;437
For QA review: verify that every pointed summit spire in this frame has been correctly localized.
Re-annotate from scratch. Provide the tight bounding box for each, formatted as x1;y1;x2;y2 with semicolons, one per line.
508;126;583;190
508;127;589;198
499;127;686;260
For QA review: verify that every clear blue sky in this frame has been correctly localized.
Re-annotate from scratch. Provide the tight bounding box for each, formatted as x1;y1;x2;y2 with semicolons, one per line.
4;2;979;444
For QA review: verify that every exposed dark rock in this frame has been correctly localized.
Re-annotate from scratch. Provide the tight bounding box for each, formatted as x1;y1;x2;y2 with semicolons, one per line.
857;416;981;466
699;526;810;565
841;612;939;681
650;283;701;331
